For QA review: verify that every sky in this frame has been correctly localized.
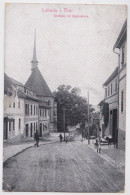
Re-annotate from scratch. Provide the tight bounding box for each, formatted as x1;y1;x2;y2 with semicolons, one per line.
4;3;127;106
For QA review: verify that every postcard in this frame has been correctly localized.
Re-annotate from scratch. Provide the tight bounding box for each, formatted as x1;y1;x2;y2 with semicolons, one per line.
3;2;127;193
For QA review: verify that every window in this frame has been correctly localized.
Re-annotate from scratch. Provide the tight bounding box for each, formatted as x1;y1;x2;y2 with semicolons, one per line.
121;90;124;112
24;88;27;93
111;83;112;95
115;79;118;92
31;105;32;115
105;88;107;98
19;119;21;129
36;106;38;115
13;102;15;108
25;104;29;115
36;122;37;130
40;109;42;116
121;45;125;66
34;123;35;131
108;85;110;96
34;105;35;115
30;123;33;137
13;120;15;131
9;122;11;132
45;109;47;117
25;104;27;115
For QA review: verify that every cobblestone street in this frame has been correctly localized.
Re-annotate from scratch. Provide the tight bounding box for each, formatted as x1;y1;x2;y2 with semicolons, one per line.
3;138;125;192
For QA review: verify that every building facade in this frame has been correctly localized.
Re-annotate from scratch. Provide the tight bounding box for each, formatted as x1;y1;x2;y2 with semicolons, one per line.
102;67;118;142
113;19;127;150
98;19;127;150
4;74;24;141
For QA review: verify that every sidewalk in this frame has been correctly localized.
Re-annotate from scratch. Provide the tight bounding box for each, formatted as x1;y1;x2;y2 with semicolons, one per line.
3;142;34;162
3;134;60;163
87;139;125;172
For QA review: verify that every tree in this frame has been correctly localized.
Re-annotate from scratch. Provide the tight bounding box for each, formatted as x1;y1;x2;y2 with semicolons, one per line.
53;85;94;132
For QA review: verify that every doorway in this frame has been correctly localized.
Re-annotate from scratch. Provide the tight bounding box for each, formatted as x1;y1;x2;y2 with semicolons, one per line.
26;124;29;137
112;109;117;142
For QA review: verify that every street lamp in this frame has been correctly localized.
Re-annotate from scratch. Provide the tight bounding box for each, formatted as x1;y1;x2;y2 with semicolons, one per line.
62;108;66;141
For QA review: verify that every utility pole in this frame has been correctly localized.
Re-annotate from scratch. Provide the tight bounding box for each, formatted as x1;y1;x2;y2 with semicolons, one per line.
63;108;66;141
88;91;90;144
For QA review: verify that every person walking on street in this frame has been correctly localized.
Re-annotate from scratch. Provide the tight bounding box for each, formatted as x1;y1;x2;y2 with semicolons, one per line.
58;134;63;142
96;136;101;153
35;130;40;147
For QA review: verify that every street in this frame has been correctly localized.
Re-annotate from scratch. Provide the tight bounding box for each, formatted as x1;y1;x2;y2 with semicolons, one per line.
3;140;125;192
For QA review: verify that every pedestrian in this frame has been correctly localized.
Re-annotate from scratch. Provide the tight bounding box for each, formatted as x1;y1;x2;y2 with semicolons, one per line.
96;136;101;153
35;130;39;147
58;134;63;142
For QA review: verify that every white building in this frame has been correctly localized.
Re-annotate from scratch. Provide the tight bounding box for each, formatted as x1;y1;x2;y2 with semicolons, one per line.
4;74;40;141
102;67;118;141
113;19;127;150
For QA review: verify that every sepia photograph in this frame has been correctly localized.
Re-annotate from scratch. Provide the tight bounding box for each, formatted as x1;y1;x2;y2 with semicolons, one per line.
3;3;127;192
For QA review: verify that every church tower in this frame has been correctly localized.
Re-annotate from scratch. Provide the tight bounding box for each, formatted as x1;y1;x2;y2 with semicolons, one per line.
25;30;57;132
31;29;38;71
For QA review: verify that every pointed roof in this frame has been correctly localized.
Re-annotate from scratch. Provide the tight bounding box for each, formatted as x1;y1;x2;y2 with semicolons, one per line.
31;29;38;64
25;66;54;97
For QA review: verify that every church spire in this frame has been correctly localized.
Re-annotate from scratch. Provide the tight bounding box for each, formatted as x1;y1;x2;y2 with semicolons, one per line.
31;29;38;71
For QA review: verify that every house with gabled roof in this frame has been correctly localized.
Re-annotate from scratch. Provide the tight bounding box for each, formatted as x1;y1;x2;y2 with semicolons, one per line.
113;19;127;150
4;73;40;141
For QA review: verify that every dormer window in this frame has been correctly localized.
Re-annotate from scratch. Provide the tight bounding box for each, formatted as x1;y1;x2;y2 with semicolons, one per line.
24;87;28;94
33;91;36;96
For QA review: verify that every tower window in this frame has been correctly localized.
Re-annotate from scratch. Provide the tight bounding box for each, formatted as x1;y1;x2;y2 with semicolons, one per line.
13;102;15;108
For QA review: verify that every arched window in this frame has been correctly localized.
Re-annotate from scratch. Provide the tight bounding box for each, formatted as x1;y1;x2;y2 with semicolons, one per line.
13;102;15;108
